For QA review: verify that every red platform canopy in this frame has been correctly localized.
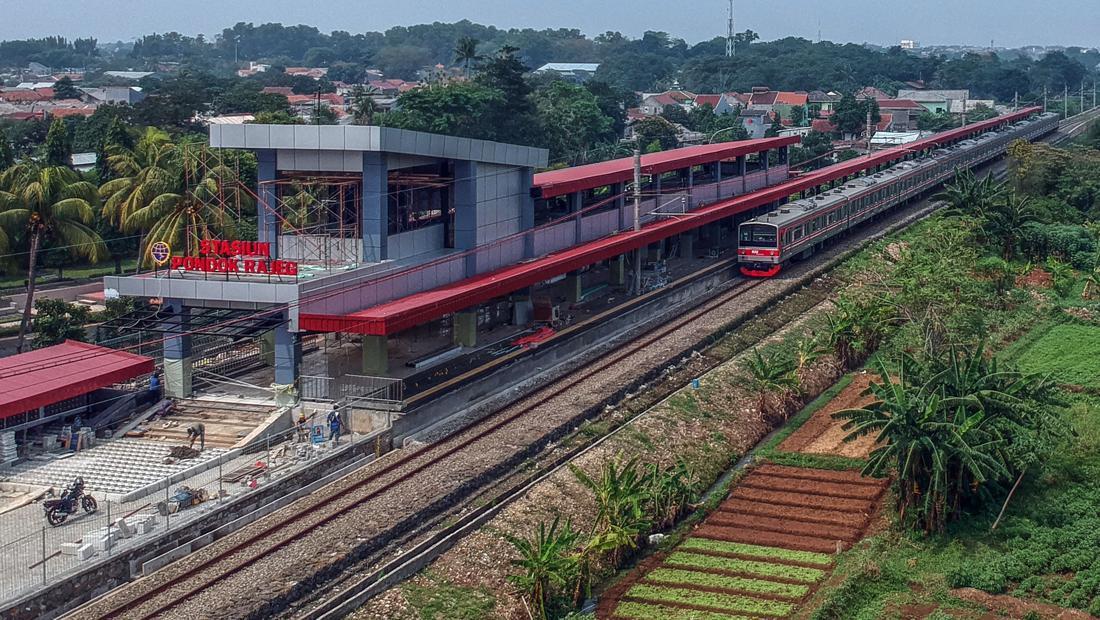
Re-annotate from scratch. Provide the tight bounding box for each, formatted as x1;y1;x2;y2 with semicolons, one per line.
532;136;801;199
0;340;155;419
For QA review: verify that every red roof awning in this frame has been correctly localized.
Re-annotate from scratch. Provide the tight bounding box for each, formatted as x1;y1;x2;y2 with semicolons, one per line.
300;108;1041;336
533;137;800;199
0;340;155;419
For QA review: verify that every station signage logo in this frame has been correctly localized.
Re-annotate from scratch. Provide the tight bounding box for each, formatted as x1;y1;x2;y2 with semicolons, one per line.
166;240;299;276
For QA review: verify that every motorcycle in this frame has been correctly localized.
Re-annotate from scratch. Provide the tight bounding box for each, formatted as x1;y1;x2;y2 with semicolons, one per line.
43;477;97;526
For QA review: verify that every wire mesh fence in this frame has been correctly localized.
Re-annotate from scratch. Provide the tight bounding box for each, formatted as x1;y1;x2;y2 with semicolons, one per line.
0;414;379;607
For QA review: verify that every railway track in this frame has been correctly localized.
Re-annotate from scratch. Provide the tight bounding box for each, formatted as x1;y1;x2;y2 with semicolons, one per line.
64;108;1100;620
66;271;776;620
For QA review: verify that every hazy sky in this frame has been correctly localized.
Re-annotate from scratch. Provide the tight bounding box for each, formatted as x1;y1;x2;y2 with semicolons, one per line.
1;0;1097;49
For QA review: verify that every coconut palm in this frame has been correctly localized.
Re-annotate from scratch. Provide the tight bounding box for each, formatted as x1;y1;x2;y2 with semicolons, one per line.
453;36;482;77
742;348;800;421
125;144;251;266
504;516;580;620
980;192;1040;260
349;85;381;126
0;164;106;352
98;127;176;231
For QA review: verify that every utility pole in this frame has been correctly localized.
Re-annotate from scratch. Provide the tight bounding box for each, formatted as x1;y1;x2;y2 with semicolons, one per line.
1043;85;1048;112
632;147;643;296
1081;80;1086;115
961;96;967;127
865;106;873;155
1065;83;1069;118
726;0;736;57
1013;91;1018;112
1093;81;1096;110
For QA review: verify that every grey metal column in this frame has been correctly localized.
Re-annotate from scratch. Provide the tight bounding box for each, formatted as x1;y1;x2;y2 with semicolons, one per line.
162;299;192;399
454;160;478;276
257;149;279;258
362;151;388;263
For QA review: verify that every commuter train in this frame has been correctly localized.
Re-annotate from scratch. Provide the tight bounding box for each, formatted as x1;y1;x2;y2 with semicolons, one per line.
737;112;1060;277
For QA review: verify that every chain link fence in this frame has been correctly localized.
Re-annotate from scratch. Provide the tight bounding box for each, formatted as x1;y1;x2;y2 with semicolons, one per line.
0;414;381;608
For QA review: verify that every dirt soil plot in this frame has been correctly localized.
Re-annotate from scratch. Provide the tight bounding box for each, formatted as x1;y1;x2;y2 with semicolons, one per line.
778;373;880;458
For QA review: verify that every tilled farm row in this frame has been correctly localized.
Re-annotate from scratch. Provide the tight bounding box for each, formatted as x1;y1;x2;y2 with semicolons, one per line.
604;465;887;620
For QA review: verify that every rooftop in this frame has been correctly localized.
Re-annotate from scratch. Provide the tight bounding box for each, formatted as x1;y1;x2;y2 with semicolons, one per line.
208;124;549;169
0;340;154;419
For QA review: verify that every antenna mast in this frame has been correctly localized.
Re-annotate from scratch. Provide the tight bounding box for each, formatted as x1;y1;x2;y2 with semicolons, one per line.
726;0;735;57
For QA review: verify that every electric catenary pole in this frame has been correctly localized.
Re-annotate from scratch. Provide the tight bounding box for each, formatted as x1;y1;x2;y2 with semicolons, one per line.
726;0;735;57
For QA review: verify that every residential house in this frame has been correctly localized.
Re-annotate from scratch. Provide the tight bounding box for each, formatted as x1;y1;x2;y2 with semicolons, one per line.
693;93;741;116
534;63;600;83
0;88;53;103
48;105;97;119
261;86;295;97
237;61;270;78
79;86;145;105
639;90;695;115
284;67;329;80
876;99;924;131
70;153;97;173
739;108;772;139
949;99;996;115
897;89;970;114
855;86;892;100
808;91;838;115
367;79;416;97
747;87;808;121
774;91;809;121
26;62;50;75
15;81;55;90
103;71;154;81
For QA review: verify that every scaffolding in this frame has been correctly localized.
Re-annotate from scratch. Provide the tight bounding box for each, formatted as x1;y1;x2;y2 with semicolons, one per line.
262;174;363;267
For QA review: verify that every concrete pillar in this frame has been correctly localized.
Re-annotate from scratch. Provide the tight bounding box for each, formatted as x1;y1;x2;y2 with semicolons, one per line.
162;299;192;399
738;155;748;193
686;167;695;209
512;288;533;325
260;330;275;367
570;191;584;241
715;161;723;183
362;151;388;263
647;242;663;263
779;145;789;165
362;335;388;376
762;150;770;171
257;149;279;258
613;183;627;230
611;254;626;286
520;167;535;258
565;271;583;303
680;232;695;259
454;160;478;276
273;321;300;387
453;310;478;347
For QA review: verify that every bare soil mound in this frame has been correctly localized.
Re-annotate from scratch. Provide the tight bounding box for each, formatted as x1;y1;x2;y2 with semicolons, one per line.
779;374;880;458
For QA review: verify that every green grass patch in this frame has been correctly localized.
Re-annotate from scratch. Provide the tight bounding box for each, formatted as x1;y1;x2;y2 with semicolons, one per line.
758;450;871;472
680;538;832;567
401;573;497;620
665;552;826;583
615;601;753;620
1012;323;1100;388
647;568;810;598
626;584;794;617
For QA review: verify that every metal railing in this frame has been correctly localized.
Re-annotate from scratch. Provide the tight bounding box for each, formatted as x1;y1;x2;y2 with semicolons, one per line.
300;374;404;406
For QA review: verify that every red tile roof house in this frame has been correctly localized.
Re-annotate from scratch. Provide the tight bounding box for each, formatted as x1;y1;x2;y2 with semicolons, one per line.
261;86;294;97
0;89;52;103
875;99;924;131
639;90;696;115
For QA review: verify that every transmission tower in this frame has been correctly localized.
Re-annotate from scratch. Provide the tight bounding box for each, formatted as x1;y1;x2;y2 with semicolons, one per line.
726;0;735;57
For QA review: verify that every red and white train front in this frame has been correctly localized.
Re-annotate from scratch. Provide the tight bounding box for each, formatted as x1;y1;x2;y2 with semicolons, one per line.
737;222;782;277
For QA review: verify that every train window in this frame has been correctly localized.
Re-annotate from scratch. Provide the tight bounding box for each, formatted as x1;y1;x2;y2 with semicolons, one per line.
792;226;804;241
739;223;778;247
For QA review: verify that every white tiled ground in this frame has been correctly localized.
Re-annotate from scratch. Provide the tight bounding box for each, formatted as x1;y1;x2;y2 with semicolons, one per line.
0;440;230;497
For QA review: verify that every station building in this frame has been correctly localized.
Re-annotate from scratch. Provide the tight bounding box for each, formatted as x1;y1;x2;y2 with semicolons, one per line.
101;110;1037;404
101;124;796;400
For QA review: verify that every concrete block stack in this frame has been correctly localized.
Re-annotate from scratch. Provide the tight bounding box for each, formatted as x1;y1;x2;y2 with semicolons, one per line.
133;513;157;535
60;541;96;561
0;432;16;465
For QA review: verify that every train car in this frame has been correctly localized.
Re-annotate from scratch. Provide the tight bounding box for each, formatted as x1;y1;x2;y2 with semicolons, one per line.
738;112;1059;277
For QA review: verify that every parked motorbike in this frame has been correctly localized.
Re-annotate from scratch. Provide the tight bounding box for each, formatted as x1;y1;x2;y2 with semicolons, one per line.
43;477;97;526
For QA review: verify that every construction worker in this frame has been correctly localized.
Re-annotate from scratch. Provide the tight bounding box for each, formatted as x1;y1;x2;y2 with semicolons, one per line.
187;423;206;451
295;411;309;443
328;414;342;446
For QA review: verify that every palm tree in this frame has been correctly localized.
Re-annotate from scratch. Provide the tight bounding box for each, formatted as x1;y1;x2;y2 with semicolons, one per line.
935;168;1006;217
0;164;106;352
453;37;482;77
99;127;176;231
980;192;1039;260
835;346;1065;532
349;85;380;126
742;348;800;421
124;143;251;266
504;517;580;620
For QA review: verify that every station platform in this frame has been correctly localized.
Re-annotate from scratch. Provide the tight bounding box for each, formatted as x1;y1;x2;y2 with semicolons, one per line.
300;107;1040;339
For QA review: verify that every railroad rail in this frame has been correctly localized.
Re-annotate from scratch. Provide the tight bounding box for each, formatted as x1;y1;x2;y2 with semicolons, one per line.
63;107;1099;620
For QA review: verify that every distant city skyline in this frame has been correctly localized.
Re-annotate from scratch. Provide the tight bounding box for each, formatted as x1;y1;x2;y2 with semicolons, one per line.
0;0;1097;50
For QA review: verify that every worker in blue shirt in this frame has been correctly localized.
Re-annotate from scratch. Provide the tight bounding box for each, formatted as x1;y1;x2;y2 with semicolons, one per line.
148;372;162;404
328;414;342;445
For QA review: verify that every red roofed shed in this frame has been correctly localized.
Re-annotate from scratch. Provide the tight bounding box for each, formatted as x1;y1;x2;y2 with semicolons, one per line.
0;340;154;419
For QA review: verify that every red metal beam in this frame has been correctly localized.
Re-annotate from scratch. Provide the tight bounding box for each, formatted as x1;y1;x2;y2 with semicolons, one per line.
299;108;1042;336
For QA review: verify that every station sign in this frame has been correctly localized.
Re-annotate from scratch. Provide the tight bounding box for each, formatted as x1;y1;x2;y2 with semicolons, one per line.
161;240;299;276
